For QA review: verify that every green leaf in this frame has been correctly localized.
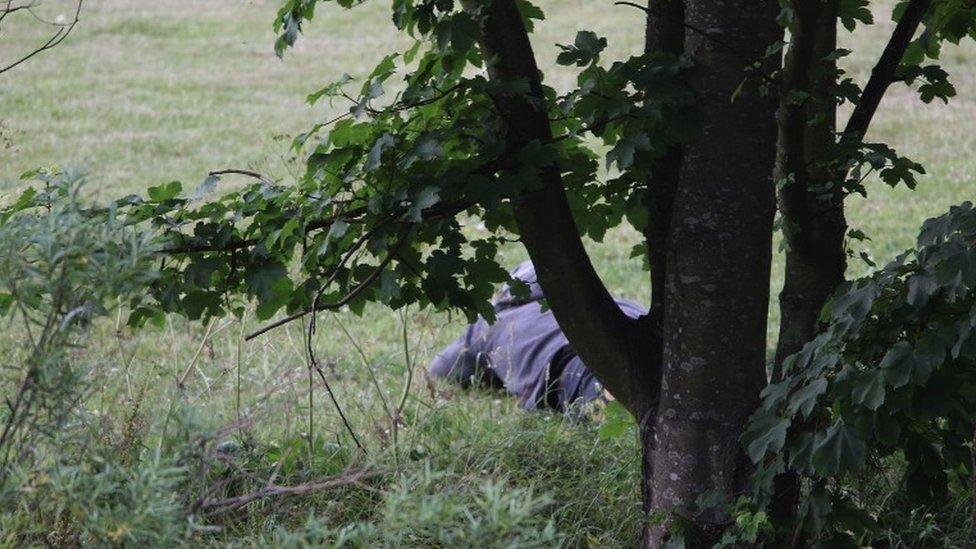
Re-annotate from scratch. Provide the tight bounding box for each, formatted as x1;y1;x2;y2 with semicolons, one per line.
327;219;349;242
10;187;38;212
307;73;354;105
606;133;652;170
556;31;608;66
743;414;790;463
839;0;872;31
598;400;634;440
447;12;479;54
812;421;866;475
255;276;294;320
759;379;791;410
880;340;915;388
365;133;395;171
406;187;439;222
786;378;828;419
852;370;886;410
597;418;630;440
147;181;183;202
246;261;289;305
913;332;945;384
907;273;937;307
191;175;220;201
788;432;815;473
515;0;545;32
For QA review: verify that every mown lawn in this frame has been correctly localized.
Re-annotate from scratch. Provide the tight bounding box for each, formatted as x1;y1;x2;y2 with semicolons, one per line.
1;0;974;545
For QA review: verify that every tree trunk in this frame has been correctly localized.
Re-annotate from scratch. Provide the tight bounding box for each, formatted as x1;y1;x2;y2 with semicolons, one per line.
640;0;684;539
773;1;845;383
647;0;782;544
769;1;844;528
774;0;934;381
771;1;932;531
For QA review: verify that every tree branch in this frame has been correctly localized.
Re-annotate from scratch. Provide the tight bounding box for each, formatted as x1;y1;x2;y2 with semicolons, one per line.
199;467;372;513
159;206;368;255
841;0;932;143
158;197;472;256
244;225;411;341
460;0;645;410
776;1;831;257
0;1;36;28
0;0;82;75
208;168;274;186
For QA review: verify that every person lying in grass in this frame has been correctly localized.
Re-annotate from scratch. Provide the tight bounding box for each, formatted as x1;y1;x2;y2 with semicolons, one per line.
428;261;646;412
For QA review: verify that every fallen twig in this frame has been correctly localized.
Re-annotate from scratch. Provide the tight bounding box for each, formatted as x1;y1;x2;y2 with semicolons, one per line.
198;467;373;513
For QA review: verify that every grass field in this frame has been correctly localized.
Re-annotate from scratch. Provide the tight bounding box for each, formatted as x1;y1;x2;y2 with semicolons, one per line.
1;0;974;545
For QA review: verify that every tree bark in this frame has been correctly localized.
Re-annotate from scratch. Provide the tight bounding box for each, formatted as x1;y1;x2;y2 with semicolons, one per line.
640;0;684;540
647;0;782;544
770;0;844;528
773;0;845;381
774;0;933;382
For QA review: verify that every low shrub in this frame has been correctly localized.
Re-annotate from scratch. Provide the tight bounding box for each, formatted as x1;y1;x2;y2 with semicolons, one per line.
744;202;976;545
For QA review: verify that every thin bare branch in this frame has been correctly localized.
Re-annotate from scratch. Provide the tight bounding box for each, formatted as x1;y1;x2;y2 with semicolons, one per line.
199;467;373;513
0;0;82;75
208;169;275;186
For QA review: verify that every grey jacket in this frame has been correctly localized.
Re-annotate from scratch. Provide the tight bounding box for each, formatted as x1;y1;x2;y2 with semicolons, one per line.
428;261;646;411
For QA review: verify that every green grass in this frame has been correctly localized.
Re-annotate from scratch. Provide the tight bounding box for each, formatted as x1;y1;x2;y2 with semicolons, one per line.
1;0;975;545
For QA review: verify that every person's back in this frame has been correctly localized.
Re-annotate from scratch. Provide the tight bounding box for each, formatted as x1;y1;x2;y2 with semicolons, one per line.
428;261;646;411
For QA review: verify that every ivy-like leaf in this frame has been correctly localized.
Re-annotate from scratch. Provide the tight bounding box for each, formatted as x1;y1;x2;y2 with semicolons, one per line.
246;261;289;305
556;31;608;67
786;378;828;419
839;0;872;31
365;133;395;171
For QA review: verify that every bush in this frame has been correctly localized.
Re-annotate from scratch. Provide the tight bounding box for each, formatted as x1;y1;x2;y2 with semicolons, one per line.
0;168;159;480
0;450;187;546
375;467;561;547
744;201;976;545
0;169;196;545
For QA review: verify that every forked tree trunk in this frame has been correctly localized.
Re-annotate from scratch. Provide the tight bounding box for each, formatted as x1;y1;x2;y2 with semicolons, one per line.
464;0;783;544
773;0;933;387
647;1;781;544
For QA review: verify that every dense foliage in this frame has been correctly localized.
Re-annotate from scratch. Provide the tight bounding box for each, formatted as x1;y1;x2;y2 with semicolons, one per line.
0;170;159;479
745;202;976;544
17;0;948;341
21;1;696;335
2;1;961;358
